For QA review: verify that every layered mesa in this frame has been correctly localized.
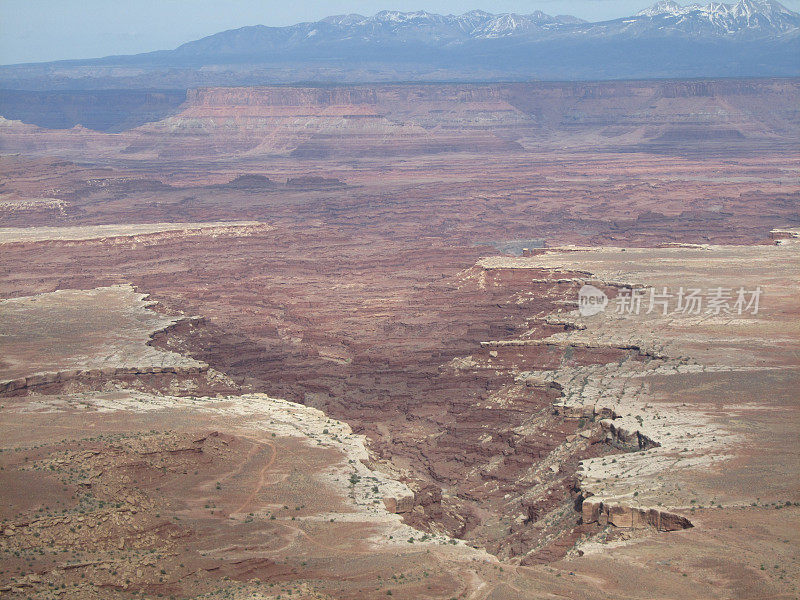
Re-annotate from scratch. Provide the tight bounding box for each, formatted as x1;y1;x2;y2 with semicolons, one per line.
0;80;798;599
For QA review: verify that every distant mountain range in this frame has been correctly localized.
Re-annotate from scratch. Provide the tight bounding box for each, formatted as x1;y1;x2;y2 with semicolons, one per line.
1;0;798;89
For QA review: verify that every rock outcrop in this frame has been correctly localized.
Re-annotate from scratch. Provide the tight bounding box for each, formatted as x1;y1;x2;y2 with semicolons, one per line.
581;499;692;531
4;80;798;159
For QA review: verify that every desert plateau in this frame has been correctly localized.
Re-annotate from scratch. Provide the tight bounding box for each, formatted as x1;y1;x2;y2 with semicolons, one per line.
1;2;799;599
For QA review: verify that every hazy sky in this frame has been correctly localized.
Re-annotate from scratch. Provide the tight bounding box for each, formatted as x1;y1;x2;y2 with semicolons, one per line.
2;0;800;65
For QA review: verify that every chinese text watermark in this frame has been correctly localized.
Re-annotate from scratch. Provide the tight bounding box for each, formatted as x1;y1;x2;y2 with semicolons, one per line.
579;285;762;317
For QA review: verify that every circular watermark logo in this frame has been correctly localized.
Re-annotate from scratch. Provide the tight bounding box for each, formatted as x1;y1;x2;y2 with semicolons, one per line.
578;284;608;317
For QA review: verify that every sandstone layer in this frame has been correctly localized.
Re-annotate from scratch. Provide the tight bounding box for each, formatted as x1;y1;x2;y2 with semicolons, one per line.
0;81;798;599
0;285;205;392
477;238;799;539
2;80;799;160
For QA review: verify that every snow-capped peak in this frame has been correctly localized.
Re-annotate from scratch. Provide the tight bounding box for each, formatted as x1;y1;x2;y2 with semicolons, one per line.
733;0;794;18
634;0;799;33
374;10;436;23
461;9;493;19
637;1;686;17
638;0;796;18
321;14;368;27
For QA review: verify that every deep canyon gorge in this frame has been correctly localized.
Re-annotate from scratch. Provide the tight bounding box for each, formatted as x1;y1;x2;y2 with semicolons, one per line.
0;76;798;599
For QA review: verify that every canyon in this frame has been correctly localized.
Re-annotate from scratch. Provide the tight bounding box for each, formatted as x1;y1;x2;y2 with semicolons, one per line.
0;78;798;599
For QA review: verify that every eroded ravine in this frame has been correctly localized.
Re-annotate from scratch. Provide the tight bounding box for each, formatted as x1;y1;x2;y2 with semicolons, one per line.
139;263;651;565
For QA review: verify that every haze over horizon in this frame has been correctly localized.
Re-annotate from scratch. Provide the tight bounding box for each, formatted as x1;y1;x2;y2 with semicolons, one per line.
3;0;800;65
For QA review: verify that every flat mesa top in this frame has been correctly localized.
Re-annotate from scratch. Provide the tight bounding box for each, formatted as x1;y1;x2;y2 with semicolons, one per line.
0;221;263;244
0;284;204;383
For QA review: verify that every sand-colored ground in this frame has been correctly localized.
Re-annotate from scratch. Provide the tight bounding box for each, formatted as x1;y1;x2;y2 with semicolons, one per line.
0;285;204;389
2;241;798;598
0;221;264;244
467;238;800;596
1;80;798;598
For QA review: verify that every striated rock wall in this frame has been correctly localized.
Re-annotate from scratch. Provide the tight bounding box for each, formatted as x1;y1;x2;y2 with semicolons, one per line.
581;500;692;531
185;85;507;107
483;239;800;545
0;284;207;389
4;79;798;159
